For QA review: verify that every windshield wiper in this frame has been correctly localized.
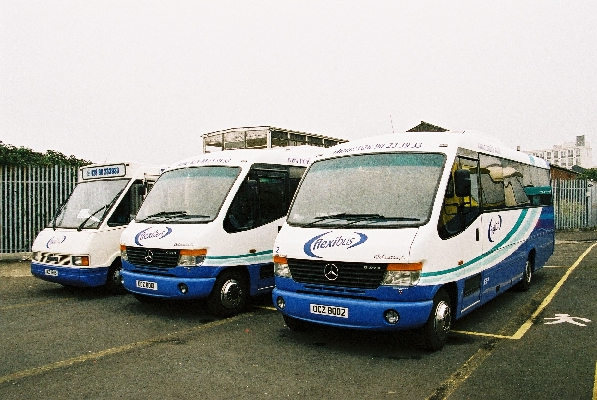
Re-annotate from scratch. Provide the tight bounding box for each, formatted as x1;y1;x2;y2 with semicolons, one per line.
304;213;420;226
76;204;109;231
77;189;125;231
137;211;189;222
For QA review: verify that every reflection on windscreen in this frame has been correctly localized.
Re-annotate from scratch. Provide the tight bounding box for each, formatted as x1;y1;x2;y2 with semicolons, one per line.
52;179;130;229
135;166;241;224
288;153;446;228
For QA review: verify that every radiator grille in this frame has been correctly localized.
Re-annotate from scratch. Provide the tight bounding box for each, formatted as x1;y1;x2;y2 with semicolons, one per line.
126;247;179;268
288;258;386;289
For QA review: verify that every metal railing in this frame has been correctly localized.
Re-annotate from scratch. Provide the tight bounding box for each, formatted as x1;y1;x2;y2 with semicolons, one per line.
1;165;77;253
552;178;596;230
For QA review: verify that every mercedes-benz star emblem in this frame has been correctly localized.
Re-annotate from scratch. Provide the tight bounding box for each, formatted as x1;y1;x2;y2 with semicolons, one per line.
324;264;339;281
144;249;154;263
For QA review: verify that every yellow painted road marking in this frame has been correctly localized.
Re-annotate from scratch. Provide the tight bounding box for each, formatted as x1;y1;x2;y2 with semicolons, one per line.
451;242;597;341
512;241;597;340
426;343;497;400
253;304;276;311
0;313;245;385
594;360;597;400
450;330;513;340
427;242;597;400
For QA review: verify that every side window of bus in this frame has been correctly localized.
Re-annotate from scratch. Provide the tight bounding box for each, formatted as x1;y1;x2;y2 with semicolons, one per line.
225;165;305;233
107;180;145;226
438;157;480;239
479;155;505;210
519;164;552;206
288;166;305;201
256;173;287;225
480;155;538;210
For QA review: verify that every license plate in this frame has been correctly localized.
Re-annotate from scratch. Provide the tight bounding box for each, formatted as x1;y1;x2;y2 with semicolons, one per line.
44;269;58;276
136;280;157;290
310;303;348;318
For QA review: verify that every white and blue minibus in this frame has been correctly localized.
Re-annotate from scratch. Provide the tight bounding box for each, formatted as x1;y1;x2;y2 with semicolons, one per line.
31;163;162;292
119;146;320;316
272;131;554;351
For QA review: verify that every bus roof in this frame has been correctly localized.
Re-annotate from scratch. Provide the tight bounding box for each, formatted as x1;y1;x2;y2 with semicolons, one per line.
167;146;324;171
320;130;549;169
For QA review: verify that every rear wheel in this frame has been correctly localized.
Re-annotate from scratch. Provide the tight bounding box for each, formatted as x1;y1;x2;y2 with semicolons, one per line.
207;269;249;317
515;257;533;292
419;288;452;351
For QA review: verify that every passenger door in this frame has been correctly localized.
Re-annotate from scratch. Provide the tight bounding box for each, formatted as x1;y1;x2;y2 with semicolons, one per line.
437;155;482;314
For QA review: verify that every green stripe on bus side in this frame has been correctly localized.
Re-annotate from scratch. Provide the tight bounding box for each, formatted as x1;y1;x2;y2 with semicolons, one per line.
206;249;273;261
422;208;530;278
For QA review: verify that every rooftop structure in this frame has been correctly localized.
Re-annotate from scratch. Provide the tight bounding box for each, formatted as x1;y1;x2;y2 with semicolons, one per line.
201;126;348;153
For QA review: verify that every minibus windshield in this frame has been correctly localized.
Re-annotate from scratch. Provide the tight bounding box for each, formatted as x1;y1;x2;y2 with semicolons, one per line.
51;179;129;229
135;166;241;224
287;153;446;228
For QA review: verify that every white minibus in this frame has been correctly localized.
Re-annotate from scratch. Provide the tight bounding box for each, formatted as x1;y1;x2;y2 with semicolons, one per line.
119;146;320;316
31;163;162;292
273;131;554;351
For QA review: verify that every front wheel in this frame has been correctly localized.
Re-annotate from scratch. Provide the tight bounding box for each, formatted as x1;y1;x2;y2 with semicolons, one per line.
419;288;452;351
207;269;249;317
105;260;127;294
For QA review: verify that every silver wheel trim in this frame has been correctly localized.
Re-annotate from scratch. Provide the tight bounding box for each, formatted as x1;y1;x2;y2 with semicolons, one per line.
220;279;242;309
433;301;451;339
109;267;121;284
525;260;532;284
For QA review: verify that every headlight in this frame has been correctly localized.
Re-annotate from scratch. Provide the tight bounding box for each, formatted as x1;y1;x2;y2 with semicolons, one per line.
178;249;207;267
120;244;128;261
381;263;422;286
72;255;90;266
32;251;42;262
274;255;291;278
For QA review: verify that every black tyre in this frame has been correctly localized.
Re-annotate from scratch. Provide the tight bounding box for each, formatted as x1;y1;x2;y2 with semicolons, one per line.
419;288;452;351
207;269;249;317
283;315;309;332
515;257;533;292
104;260;127;294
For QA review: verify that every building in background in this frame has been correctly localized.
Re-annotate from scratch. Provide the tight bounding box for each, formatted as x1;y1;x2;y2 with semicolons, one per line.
526;135;593;168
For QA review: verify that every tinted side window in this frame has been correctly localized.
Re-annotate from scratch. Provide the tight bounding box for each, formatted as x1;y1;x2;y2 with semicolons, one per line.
479;155;505;210
225;165;306;233
107;180;146;226
438;157;480;239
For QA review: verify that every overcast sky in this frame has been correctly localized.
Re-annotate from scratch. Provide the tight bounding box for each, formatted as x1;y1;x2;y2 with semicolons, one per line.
1;1;596;166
